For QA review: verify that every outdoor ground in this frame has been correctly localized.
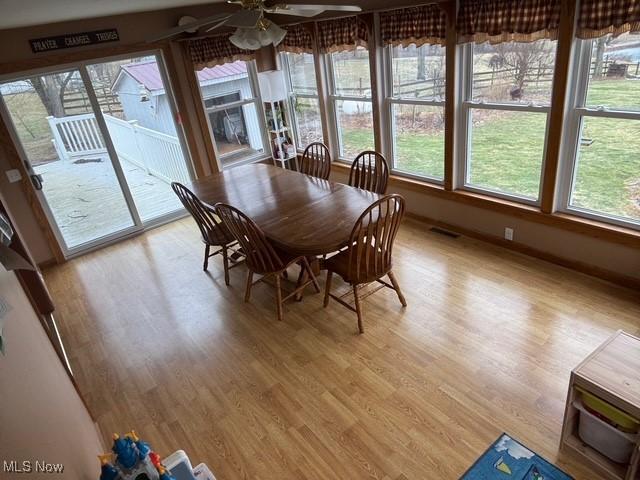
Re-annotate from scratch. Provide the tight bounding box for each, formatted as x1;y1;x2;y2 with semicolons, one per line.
4;52;640;225
35;156;183;249
342;78;640;221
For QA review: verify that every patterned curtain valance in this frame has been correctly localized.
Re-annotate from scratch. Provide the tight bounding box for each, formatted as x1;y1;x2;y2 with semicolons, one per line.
577;0;640;39
188;34;254;69
278;23;314;53
316;16;369;53
380;4;448;47
457;0;561;44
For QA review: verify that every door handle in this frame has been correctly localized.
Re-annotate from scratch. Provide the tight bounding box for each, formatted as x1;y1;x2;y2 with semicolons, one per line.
30;173;43;190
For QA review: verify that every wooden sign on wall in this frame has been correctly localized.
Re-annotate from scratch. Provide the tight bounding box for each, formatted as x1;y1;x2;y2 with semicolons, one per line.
30;29;119;53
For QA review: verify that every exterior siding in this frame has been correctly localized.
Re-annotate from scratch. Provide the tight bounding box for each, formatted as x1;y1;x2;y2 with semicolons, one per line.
115;74;179;136
116;72;263;153
200;77;262;152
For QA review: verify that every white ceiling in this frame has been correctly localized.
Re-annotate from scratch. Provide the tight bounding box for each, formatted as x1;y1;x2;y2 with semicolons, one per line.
0;0;226;30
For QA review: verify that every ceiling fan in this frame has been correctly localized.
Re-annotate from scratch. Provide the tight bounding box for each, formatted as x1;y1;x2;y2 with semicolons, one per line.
150;0;362;49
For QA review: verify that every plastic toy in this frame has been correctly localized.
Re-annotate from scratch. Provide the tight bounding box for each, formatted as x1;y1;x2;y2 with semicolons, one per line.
98;431;175;480
158;465;178;480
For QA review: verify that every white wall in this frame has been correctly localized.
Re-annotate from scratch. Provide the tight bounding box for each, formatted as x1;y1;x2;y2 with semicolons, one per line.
0;266;104;479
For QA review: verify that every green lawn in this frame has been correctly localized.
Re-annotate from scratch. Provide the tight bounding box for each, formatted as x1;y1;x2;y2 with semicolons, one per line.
3;88;58;163
342;79;640;221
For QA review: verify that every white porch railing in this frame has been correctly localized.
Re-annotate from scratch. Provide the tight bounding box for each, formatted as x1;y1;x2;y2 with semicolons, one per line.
47;114;190;184
47;114;105;159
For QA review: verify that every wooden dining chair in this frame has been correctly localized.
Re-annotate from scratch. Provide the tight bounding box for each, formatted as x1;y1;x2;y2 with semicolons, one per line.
215;202;320;321
323;194;406;333
348;151;389;194
299;142;331;180
171;182;242;285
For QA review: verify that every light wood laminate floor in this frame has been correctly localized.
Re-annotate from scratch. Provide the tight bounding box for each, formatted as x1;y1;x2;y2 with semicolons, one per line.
44;217;640;479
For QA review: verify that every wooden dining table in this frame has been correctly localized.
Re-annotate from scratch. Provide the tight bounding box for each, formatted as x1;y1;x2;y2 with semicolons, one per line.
189;163;381;256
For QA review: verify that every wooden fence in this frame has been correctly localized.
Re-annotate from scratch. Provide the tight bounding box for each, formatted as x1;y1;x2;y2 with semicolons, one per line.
62;84;123;116
327;58;640;100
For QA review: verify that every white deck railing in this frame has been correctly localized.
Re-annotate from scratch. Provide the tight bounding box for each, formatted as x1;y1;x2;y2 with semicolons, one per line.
47;114;190;184
47;114;105;159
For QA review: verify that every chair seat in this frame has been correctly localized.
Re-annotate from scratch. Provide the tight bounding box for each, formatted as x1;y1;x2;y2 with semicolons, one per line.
203;223;233;246
325;248;391;284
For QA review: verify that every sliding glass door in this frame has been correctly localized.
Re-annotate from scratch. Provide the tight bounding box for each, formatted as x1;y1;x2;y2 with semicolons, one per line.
1;68;139;251
86;55;190;222
0;52;191;257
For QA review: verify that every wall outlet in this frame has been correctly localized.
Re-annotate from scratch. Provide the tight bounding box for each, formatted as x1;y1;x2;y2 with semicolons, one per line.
504;227;514;241
5;169;22;183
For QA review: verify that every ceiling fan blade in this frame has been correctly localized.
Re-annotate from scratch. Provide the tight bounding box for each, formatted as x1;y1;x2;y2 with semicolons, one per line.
266;4;362;17
147;13;232;42
205;18;231;32
286;4;362;12
265;7;324;17
225;9;263;28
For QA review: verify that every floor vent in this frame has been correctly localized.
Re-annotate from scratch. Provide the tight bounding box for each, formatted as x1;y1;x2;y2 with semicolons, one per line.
429;227;460;238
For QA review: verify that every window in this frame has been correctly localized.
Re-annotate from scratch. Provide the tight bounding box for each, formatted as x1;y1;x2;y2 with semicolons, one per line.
561;32;640;227
387;43;446;180
460;40;558;202
327;47;375;160
281;52;324;150
194;60;266;167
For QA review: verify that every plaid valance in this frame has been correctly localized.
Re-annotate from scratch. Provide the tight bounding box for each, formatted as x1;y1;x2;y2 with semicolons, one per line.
577;0;640;39
380;4;448;47
278;23;314;54
316;16;369;53
188;34;254;69
457;0;561;44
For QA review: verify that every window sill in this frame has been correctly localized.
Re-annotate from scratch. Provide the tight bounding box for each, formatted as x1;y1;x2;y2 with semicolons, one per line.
330;162;640;248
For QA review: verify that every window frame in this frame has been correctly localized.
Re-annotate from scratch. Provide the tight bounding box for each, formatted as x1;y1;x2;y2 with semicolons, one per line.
280;52;323;152
196;60;269;167
382;43;447;185
457;42;556;206
558;37;640;230
325;48;374;162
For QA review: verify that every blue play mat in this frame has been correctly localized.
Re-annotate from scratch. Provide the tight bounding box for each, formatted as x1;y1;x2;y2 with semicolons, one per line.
461;433;573;480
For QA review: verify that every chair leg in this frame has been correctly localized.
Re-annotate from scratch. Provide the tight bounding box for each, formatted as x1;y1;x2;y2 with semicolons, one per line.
295;262;307;302
222;246;230;286
203;244;210;271
245;271;254;302
303;257;321;293
275;274;283;321
353;284;364;334
387;271;407;307
323;271;333;307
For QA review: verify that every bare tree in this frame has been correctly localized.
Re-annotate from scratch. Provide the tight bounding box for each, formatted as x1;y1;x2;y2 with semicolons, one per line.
28;72;75;118
592;37;612;78
494;41;555;90
417;45;427;80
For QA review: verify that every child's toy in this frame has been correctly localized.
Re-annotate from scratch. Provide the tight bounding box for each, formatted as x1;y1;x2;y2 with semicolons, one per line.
98;454;120;480
158;465;178;480
98;431;167;480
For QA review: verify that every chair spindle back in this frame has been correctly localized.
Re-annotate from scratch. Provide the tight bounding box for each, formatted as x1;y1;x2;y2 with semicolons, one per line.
171;182;229;245
348;151;389;194
346;194;405;282
300;142;331;180
215;203;285;274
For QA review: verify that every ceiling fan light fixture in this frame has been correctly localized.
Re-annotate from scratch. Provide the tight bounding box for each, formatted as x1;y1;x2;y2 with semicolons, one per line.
267;22;287;45
230;27;259;50
229;21;286;50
